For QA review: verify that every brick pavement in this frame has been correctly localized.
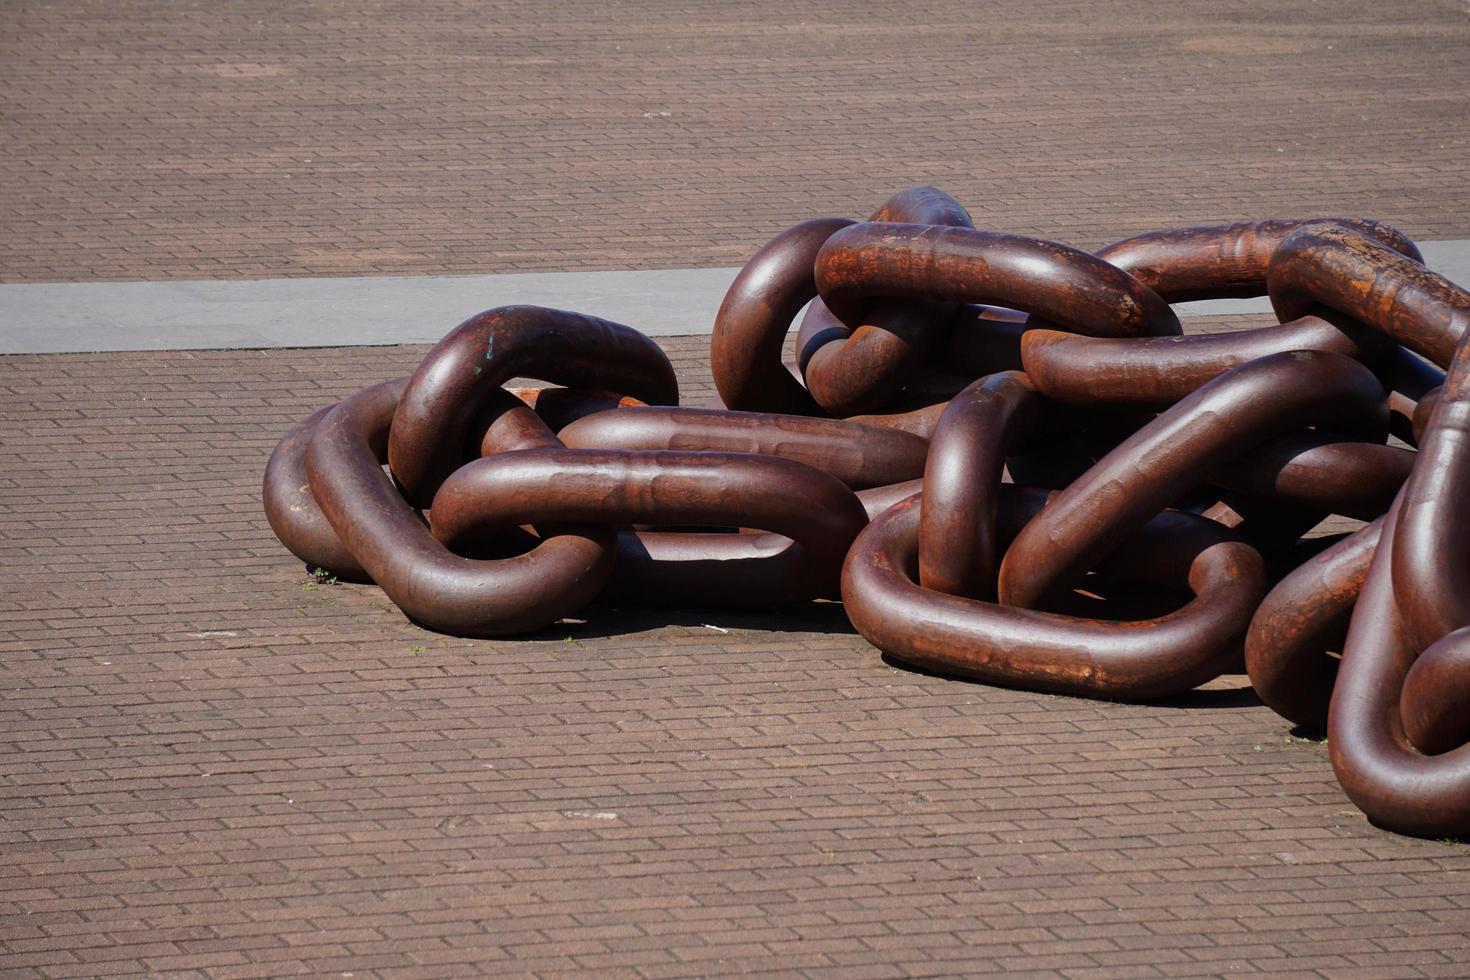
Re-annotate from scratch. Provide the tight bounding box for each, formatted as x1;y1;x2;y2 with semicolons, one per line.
3;0;1470;283
4;332;1470;978
5;0;1470;974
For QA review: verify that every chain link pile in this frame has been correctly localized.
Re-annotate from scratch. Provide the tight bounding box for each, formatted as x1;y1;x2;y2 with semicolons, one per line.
265;187;1470;837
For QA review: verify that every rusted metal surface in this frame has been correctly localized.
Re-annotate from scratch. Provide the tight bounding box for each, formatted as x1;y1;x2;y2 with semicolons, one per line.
917;372;1039;599
713;186;977;417
798;188;975;416
389;305;679;508
1245;519;1381;731
1393;330;1470;653
995;350;1386;611
1331;497;1470;837
1097;217;1422;303
265;192;1470;837
557;406;929;490
843;488;1266;701
431;449;868;607
1212;437;1411;522
1268;223;1468;368
307;376;618;637
815;223;1183;341
262;400;372;582
1019;314;1384;406
709;216;853;416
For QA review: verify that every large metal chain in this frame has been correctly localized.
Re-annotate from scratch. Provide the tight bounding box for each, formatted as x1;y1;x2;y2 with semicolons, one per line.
264;188;1470;838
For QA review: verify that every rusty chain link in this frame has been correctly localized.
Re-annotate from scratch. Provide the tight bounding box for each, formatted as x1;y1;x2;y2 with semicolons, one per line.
264;187;1470;838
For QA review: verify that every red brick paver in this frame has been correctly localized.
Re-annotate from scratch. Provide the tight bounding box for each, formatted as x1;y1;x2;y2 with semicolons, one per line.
3;335;1469;977
3;0;1469;283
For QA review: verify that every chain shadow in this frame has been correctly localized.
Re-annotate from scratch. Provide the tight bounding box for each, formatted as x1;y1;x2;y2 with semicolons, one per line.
523;597;861;641
878;651;1263;710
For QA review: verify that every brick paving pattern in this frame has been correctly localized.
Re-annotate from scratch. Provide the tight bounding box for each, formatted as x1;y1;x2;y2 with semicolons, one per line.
2;0;1469;283
6;0;1470;974
4;331;1470;977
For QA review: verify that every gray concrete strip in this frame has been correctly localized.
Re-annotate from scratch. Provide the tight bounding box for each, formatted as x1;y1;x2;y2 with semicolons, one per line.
0;266;741;354
3;240;1469;354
